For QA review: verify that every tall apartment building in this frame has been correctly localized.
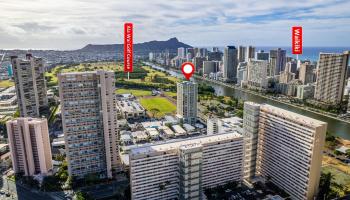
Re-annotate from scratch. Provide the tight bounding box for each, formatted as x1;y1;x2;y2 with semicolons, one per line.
11;54;48;117
247;59;268;90
192;56;206;72
237;62;248;86
129;132;244;200
223;46;238;82
242;102;260;181
314;51;350;104
299;62;315;84
257;50;269;61
177;81;198;125
177;47;186;59
202;61;219;75
7;118;52;176
238;46;247;62
243;102;327;200
270;48;286;76
279;71;295;84
247;46;256;60
58;71;119;178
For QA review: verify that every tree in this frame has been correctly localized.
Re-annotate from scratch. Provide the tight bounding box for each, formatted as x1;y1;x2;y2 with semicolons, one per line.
317;172;334;200
75;191;93;200
150;108;160;118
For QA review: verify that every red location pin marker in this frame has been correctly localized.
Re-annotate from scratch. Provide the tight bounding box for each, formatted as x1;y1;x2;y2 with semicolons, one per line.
181;62;195;80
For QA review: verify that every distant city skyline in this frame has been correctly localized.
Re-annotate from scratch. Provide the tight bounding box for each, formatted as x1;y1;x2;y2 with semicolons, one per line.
1;0;350;49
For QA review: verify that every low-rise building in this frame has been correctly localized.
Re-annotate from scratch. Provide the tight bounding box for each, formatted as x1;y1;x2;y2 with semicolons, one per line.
159;126;175;138
0;86;17;115
172;124;186;136
131;131;149;143
116;97;146;120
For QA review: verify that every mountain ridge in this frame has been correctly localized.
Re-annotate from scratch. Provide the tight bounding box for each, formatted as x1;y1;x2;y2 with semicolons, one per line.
78;37;192;53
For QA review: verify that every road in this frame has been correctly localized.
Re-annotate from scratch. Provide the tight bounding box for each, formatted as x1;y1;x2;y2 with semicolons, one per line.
0;176;55;200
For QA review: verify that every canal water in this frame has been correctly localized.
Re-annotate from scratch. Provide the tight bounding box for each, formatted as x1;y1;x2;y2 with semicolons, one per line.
147;63;350;139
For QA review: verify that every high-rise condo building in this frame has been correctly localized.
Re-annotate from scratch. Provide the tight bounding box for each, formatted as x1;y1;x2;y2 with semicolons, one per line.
279;71;295;84
238;46;247;62
203;61;219;75
58;71;119;178
246;60;268;90
286;61;298;74
129;132;244;200
177;47;186;59
247;46;256;60
299;62;315;84
270;48;286;76
242;102;260;181
237;62;248;86
243;102;327;200
314;51;350;104
177;81;198;125
199;48;208;57
223;46;238;82
7;118;52;176
11;54;48;117
257;50;269;61
192;57;206;72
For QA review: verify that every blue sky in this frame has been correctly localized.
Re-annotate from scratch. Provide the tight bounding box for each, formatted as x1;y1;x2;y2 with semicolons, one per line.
0;0;349;49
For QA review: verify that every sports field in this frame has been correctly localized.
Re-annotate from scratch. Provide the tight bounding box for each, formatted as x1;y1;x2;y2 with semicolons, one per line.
116;88;152;97
139;97;176;118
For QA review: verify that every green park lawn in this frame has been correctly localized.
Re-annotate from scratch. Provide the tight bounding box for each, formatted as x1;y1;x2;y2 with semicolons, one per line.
139;97;176;118
0;80;14;88
116;88;152;97
322;166;350;196
164;91;177;97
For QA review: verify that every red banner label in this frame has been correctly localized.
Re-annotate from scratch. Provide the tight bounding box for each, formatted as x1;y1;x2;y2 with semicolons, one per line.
292;26;302;55
124;23;133;72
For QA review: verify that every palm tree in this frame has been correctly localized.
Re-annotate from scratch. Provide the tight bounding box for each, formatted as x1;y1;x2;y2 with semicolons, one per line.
150;108;160;118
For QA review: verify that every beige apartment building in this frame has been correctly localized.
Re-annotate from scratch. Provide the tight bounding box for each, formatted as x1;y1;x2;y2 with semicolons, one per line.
314;51;350;104
299;62;315;85
129;132;244;200
11;54;48;117
177;81;198;125
246;59;268;90
7;118;52;176
243;102;327;200
58;71;119;178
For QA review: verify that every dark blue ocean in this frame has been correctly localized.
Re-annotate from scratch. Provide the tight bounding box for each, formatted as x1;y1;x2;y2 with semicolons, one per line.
206;46;350;62
258;47;350;61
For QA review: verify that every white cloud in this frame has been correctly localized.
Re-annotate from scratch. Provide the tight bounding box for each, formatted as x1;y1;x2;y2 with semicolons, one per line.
0;0;349;49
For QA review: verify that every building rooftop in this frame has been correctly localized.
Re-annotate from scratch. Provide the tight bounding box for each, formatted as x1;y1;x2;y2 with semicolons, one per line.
172;125;186;135
183;124;195;132
120;134;132;141
261;104;327;128
117;99;145;113
145;128;160;137
130;132;242;157
131;131;148;140
141;121;164;129
0;143;8;149
159;126;175;137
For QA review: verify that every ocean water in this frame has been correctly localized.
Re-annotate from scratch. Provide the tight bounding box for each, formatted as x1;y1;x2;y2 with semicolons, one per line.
206;46;350;62
258;46;350;61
